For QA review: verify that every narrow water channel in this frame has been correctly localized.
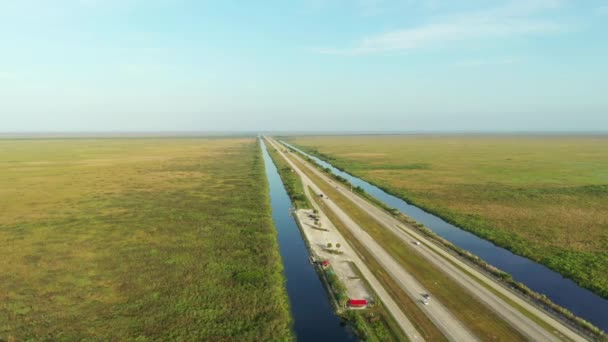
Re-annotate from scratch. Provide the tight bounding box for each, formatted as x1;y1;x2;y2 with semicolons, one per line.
261;140;356;341
282;141;608;331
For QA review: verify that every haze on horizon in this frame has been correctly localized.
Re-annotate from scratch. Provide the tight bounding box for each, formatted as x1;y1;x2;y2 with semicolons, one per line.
1;0;607;132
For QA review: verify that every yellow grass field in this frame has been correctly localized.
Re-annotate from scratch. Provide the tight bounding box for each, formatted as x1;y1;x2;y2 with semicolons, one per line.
0;138;292;340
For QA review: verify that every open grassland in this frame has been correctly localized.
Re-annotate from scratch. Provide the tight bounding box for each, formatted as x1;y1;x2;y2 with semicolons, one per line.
0;138;292;340
285;135;608;298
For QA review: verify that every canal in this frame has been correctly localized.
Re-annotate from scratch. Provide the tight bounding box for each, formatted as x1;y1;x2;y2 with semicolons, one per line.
261;140;355;341
281;141;608;332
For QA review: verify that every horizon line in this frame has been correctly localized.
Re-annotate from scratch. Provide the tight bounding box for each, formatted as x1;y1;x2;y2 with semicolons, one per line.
1;130;608;139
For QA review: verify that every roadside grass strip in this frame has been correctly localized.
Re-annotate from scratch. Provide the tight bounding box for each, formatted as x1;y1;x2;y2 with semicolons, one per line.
266;143;312;209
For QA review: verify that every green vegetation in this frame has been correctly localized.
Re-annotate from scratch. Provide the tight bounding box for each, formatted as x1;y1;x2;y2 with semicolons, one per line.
323;267;348;307
265;142;311;209
0;138;292;340
292;153;527;341
342;308;405;342
285;135;608;299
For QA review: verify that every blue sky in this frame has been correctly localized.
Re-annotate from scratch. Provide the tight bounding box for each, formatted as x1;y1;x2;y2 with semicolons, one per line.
1;0;607;132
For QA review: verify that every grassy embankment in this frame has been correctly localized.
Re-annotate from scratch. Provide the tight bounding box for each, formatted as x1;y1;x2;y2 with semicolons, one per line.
285;135;608;300
265;143;311;209
0;138;292;340
266;141;406;341
285;150;528;341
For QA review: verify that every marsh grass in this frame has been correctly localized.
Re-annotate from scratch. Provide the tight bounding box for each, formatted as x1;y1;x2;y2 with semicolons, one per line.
0;138;292;340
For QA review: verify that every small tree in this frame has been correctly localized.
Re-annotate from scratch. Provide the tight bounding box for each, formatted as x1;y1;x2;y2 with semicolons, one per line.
327;242;333;249
336;243;341;249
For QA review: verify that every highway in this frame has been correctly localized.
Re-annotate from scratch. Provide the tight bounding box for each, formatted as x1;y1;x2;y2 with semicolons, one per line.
267;137;478;341
265;137;425;341
266;136;588;342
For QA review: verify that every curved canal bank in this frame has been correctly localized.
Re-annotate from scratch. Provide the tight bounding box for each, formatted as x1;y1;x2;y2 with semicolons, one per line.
261;141;355;341
281;141;608;332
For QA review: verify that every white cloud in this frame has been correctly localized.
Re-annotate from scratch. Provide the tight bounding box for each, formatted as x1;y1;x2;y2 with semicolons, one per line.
316;0;565;55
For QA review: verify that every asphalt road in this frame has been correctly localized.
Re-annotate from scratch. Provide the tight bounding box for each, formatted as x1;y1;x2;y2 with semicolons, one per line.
268;137;588;342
